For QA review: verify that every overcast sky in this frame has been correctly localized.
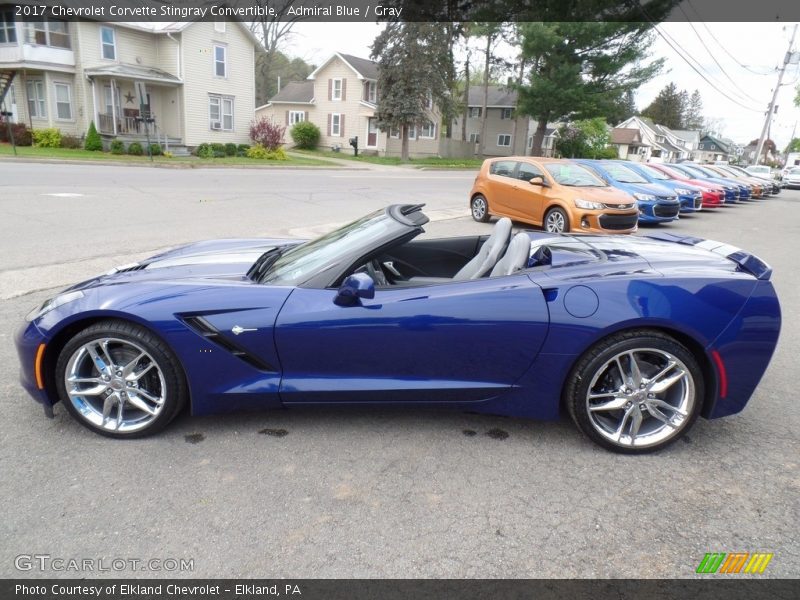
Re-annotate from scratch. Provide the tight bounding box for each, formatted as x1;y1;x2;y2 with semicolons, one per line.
283;21;800;149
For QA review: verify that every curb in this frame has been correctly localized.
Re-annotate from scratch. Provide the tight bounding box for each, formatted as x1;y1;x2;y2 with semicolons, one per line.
0;156;359;170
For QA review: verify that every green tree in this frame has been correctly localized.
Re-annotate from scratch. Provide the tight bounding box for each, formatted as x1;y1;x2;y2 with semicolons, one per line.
641;83;686;129
683;89;704;130
255;51;314;106
371;23;451;161
517;20;667;156
604;89;638;126
84;121;102;151
555;118;611;158
786;138;800;153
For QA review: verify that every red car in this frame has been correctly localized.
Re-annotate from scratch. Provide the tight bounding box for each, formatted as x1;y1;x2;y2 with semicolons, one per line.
647;163;725;208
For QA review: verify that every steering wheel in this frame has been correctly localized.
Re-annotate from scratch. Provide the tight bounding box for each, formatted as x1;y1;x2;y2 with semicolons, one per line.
366;260;389;287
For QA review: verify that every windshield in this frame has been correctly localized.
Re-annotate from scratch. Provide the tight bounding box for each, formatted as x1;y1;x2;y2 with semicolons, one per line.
692;165;722;178
601;163;649;184
260;210;397;285
544;163;607;187
637;164;670;180
747;166;770;174
790;167;800;175
678;164;709;179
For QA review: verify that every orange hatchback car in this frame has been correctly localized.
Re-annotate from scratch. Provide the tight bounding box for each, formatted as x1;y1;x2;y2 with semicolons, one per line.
469;157;639;234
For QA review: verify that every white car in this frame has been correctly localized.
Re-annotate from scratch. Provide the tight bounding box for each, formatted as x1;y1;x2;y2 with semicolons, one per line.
745;165;772;178
784;167;800;189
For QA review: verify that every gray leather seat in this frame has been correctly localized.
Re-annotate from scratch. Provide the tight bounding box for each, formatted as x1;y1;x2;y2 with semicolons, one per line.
490;232;531;277
453;217;512;280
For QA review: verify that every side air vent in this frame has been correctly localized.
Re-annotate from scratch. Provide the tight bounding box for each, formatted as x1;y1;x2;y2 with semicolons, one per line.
181;315;277;372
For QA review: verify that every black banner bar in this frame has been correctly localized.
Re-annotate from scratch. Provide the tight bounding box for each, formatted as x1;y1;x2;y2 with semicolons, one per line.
2;579;799;600
4;0;800;23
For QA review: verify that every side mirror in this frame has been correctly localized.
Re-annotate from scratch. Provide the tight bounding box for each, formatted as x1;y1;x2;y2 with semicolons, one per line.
334;272;375;306
529;175;549;187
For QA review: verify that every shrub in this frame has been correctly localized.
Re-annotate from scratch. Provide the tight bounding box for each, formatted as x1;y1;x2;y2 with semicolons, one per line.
127;141;143;156
225;142;238;156
247;143;288;160
236;143;250;157
290;121;320;150
595;147;620;159
249;116;285;151
194;143;212;158
110;139;125;154
32;128;62;148
213;149;226;158
0;120;33;146
84;121;103;151
149;143;162;156
60;134;82;149
162;151;174;158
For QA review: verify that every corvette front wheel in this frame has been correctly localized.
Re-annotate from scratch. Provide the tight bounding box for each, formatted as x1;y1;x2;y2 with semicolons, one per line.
565;330;703;454
56;320;187;438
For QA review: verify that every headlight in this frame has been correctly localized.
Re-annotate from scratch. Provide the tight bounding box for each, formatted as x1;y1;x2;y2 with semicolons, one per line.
25;290;84;322
633;193;656;201
574;198;605;210
674;188;691;195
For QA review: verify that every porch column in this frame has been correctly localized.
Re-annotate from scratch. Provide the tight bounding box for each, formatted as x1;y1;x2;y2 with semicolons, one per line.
110;78;117;135
90;77;98;130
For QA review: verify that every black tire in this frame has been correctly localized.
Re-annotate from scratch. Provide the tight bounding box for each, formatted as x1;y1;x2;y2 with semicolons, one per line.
543;206;569;233
56;319;187;439
470;194;491;223
564;330;703;454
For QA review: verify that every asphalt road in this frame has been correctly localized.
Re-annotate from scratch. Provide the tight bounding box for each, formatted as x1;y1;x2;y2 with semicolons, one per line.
0;162;798;579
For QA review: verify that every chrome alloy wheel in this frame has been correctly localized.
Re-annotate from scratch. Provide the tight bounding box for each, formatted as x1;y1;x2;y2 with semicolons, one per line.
585;348;695;449
64;337;166;433
545;210;566;233
471;196;487;220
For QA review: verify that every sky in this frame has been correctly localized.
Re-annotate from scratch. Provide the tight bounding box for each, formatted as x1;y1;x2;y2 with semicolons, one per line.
282;22;800;149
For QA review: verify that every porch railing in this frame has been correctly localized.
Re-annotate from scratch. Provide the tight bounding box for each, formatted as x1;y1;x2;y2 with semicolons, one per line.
97;112;156;135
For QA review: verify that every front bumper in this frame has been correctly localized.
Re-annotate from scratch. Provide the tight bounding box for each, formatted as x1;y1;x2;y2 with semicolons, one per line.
638;201;680;223
678;192;703;212
14;320;55;415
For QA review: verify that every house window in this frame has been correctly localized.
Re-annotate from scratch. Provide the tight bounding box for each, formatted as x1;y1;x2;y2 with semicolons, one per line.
100;26;115;60
332;78;342;100
289;110;305;125
497;134;512;147
213;45;227;78
408;124;416;140
26;79;46;118
420;120;436;139
469;133;480;144
214;21;226;33
366;81;376;103
54;82;72;120
390;127;399;139
331;113;342;136
209;95;234;131
710;144;716;150
468;107;482;118
0;9;16;44
500;108;512;119
27;20;70;49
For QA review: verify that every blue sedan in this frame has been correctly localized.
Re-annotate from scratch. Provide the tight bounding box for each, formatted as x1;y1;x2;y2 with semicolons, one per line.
621;161;704;213
668;163;742;203
574;159;681;223
16;205;781;453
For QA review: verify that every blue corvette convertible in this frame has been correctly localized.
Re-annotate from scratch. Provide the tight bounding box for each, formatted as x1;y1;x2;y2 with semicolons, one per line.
16;205;781;453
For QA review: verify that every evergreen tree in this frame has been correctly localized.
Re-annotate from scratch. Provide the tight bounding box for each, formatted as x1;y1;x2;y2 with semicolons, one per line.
84;121;102;151
371;23;451;161
641;83;685;129
684;90;704;130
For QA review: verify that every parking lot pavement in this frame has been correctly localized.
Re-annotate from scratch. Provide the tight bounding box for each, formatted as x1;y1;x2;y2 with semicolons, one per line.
0;164;798;578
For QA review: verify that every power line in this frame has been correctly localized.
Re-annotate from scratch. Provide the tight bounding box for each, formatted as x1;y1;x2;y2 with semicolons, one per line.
677;4;763;105
687;0;780;76
650;24;762;113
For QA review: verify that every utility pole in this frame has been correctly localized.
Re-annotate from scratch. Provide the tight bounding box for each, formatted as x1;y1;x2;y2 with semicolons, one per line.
754;24;798;165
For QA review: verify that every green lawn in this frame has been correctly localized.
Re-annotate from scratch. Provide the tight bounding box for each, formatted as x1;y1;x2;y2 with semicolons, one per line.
0;144;337;167
296;149;484;169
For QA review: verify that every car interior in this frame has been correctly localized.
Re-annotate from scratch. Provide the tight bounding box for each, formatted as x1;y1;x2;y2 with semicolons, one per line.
354;218;533;288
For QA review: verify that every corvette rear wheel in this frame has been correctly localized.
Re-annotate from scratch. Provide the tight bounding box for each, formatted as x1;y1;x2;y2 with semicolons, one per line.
471;195;491;223
56;320;186;438
565;330;703;453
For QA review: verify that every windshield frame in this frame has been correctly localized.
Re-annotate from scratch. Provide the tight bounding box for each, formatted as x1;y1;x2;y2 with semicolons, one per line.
256;205;426;288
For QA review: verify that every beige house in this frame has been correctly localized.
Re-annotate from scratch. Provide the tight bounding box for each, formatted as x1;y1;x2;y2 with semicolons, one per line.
0;13;258;153
610;127;649;161
256;52;442;158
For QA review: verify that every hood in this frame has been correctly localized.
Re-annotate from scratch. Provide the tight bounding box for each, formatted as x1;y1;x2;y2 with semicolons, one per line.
622;181;677;198
568;185;636;205
66;238;302;291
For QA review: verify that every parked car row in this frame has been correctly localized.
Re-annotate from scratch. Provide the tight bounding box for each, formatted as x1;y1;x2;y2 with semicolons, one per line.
469;156;781;234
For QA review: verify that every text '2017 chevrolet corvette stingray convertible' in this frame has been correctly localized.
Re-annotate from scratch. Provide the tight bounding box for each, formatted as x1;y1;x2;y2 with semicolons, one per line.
16;205;781;453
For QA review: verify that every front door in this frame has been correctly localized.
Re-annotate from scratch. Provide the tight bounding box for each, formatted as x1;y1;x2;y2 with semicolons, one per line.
274;276;549;404
507;161;549;226
367;118;378;147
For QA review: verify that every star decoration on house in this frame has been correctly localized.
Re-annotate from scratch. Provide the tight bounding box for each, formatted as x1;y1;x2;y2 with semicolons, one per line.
124;92;135;104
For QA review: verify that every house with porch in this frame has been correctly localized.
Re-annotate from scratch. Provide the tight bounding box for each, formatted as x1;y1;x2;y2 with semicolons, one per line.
0;11;259;154
256;52;442;158
694;134;734;163
610;127;649;161
615;116;688;162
